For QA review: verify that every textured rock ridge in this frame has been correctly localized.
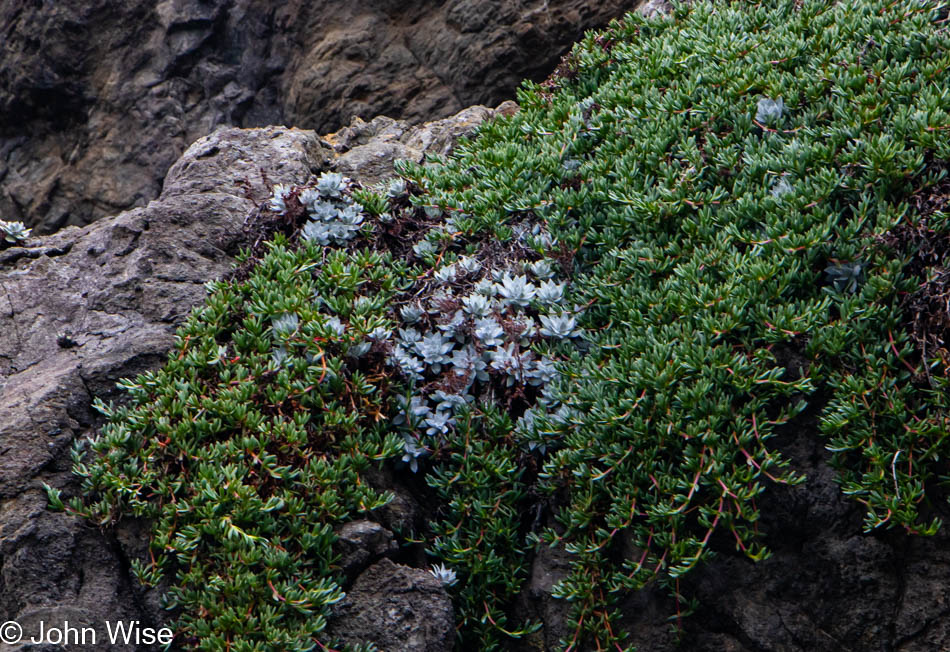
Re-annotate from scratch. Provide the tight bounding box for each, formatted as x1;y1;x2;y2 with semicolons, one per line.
0;0;635;234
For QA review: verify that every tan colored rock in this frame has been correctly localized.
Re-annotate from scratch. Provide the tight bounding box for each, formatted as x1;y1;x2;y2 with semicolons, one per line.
326;103;506;186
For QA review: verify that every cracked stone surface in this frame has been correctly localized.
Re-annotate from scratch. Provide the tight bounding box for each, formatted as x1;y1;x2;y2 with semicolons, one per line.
0;0;635;234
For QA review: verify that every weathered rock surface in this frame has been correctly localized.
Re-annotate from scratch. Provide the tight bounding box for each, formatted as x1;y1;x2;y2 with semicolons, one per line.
518;427;950;652
0;125;327;652
333;519;398;582
323;101;517;187
0;0;635;234
328;559;455;652
0;104;505;651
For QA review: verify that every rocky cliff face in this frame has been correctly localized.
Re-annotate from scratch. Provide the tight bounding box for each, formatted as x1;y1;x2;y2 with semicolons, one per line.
0;0;633;234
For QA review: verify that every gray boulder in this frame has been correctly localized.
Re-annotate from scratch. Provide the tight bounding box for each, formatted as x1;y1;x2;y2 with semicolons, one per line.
328;558;455;652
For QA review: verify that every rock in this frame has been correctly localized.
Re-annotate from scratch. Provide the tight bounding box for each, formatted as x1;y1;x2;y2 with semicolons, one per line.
519;538;574;650
334;520;398;582
328;559;454;652
637;0;675;17
325;103;502;186
0;0;636;234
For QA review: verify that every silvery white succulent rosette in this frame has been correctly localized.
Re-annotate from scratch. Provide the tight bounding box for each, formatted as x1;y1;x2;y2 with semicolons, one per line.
266;172;588;472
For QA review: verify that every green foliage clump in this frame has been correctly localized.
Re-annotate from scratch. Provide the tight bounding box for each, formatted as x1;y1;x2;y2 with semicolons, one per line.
49;237;407;649
402;0;950;645
48;0;950;650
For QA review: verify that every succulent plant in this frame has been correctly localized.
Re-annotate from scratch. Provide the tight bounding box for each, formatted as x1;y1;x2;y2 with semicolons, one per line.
496;274;536;307
474;317;505;347
268;184;292;213
393;394;432;428
413;239;436;258
398;327;422;347
561;158;583;172
434;264;458;284
428;563;458;587
401;436;429;473
771;176;794;198
387;177;408;198
299;194;365;245
415;332;454;370
271;313;299;336
298;188;322;208
516;407;563;455
530;231;557;250
449;345;489;382
539;312;580;339
436;310;465;338
755;96;786;124
368;326;392;342
0;220;31;244
462;293;493;318
400;303;425;324
457;256;482;275
316;172;346;198
271;345;290;367
339;203;364;223
535;280;566;305
309;200;339;221
347;341;372;358
390;345;425;380
474;278;496;296
425;410;454;436
323;316;346;337
528;357;558;386
489;343;534;386
520;224;557;251
430;390;472;414
825;262;866;294
528;259;556;279
424;205;443;219
301;221;333;246
515;315;538;345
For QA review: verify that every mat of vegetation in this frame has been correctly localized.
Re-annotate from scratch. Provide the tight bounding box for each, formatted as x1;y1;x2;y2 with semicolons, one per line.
47;0;950;649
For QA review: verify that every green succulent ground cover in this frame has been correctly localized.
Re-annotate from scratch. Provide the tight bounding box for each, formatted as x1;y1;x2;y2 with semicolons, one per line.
47;0;950;649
